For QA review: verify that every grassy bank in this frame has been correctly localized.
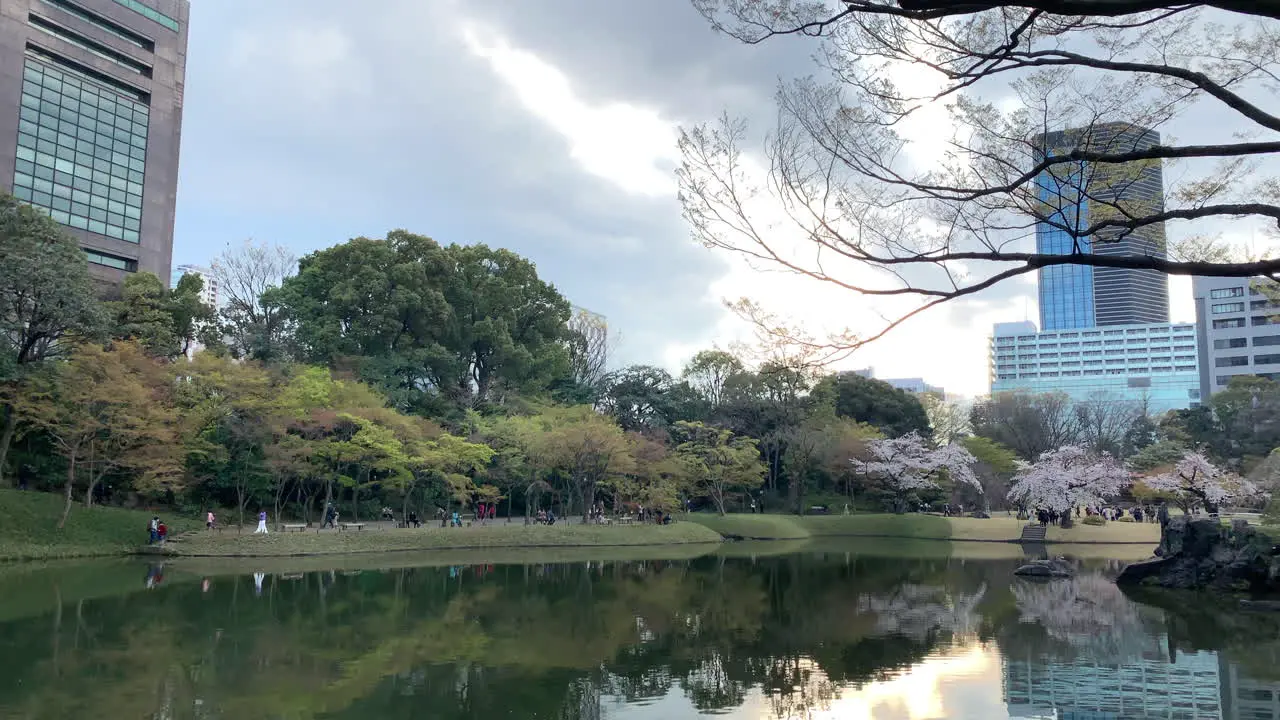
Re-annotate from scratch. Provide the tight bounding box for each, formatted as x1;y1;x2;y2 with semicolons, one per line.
0;489;192;561
688;512;1162;544
156;522;724;558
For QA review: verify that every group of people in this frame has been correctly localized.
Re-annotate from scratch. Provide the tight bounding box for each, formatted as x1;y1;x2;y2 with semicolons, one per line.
534;509;558;525
147;516;169;544
1030;503;1172;527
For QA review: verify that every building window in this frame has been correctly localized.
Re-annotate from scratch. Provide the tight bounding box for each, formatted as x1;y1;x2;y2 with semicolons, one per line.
1211;287;1245;299
28;15;152;77
1254;335;1280;347
1256;354;1280;366
1216;356;1249;367
38;0;154;51
1254;315;1280;326
1253;300;1273;310
84;249;135;271
1212;302;1246;314
109;0;179;31
1216;375;1234;385
1214;318;1246;329
1214;338;1248;349
9;54;147;244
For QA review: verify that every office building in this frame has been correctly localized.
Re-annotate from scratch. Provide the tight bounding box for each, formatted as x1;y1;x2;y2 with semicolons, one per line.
1193;276;1280;397
1034;123;1170;330
171;262;216;307
989;320;1200;413
0;0;189;283
851;368;945;397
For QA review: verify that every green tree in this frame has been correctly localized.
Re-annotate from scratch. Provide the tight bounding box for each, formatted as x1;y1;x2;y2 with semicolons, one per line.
812;372;930;438
168;272;220;357
109;272;179;357
531;406;634;521
672;421;766;515
682;349;745;409
278;233;571;415
9;342;180;526
211;239;295;362
960;436;1020;510
0;193;103;484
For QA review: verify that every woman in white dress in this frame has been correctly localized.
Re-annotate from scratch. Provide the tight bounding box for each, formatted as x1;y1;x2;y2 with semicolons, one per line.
254;510;269;534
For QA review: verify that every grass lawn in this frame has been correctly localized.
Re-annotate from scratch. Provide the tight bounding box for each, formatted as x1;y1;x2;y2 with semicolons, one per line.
688;512;1163;545
160;521;723;558
0;489;194;561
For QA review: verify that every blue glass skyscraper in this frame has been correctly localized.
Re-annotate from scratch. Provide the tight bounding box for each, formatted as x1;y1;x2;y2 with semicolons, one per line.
1034;123;1169;330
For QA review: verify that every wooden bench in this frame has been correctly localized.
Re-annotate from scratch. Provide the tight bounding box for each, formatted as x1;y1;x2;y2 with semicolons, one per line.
338;522;366;532
281;524;307;533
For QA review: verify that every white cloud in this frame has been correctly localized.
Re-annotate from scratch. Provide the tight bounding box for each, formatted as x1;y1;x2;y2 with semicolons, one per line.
459;23;679;198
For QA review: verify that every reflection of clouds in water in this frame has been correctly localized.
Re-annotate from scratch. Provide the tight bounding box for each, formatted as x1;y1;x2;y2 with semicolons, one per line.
858;584;988;642
1012;574;1155;660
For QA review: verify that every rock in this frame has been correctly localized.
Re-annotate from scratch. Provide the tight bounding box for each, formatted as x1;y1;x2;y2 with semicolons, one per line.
1116;516;1280;592
1014;557;1075;578
970;510;990;519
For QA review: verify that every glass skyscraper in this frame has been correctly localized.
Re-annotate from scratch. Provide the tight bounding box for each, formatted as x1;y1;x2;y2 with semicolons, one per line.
1034;123;1170;330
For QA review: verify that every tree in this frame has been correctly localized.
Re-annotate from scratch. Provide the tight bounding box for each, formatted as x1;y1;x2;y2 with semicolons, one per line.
851;432;980;513
813;372;930;438
109;272;179;358
970;392;1080;460
410;432;495;519
1144;451;1263;514
921;394;970;446
277;233;571;413
683;349;745;409
672;421;766;514
0;193;103;484
681;1;1280;355
168;272;220;357
533;406;634;521
1007;446;1130;525
961;436;1020;510
212;239;295;362
1075;394;1144;457
597;365;691;432
565;307;611;396
9;342;180;526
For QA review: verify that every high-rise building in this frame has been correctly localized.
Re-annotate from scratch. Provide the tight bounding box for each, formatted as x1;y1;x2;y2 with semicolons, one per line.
1034;122;1170;330
1192;276;1280;398
0;0;189;283
171;262;216;307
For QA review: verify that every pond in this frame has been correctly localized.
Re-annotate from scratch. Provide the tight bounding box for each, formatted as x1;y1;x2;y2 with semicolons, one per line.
1;541;1278;719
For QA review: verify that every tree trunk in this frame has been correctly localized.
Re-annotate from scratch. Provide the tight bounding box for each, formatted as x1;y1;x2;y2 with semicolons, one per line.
582;479;595;525
85;468;106;509
0;404;17;487
57;452;75;529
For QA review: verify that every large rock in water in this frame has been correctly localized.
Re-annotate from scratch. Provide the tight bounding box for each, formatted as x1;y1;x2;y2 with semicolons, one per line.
1014;557;1074;578
1116;516;1280;591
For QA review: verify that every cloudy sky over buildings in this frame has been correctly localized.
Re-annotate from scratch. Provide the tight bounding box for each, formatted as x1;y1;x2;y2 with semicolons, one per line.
172;0;1204;397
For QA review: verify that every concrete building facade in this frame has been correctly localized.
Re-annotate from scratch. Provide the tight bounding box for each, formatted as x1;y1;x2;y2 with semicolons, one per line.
0;0;188;283
1034;123;1170;330
1192;276;1280;398
989;320;1200;413
171;262;215;307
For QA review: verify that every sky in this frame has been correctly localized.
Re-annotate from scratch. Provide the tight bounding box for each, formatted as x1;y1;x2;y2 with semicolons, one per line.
171;0;1204;399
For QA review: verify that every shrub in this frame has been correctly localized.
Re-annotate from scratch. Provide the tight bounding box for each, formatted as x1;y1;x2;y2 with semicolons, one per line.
1117;516;1135;523
1082;515;1107;526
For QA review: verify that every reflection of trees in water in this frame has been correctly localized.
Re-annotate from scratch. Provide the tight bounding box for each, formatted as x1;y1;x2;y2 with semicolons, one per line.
858;582;987;643
0;554;1013;720
1011;574;1159;661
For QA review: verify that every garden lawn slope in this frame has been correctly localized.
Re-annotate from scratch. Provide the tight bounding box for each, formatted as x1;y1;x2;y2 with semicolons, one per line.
689;513;1161;544
160;522;723;558
0;489;191;561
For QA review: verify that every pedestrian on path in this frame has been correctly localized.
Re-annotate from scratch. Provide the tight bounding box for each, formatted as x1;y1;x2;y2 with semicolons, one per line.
206;510;216;530
255;509;269;534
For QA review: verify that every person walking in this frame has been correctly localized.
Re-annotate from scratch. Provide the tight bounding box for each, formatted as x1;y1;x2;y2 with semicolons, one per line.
148;516;159;544
254;509;269;534
206;510;216;531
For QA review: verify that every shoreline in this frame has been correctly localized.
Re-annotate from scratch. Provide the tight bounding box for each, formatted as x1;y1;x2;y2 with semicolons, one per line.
717;532;1158;545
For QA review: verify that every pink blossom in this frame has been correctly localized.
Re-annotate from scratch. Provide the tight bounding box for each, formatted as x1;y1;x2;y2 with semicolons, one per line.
1144;452;1265;511
1007;445;1129;513
853;432;983;501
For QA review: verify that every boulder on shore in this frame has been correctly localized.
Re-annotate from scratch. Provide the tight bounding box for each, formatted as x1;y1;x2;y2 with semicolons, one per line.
1116;516;1280;592
1014;557;1074;578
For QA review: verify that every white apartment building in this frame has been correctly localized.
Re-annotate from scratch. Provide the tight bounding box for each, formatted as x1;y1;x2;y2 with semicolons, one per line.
171;264;219;309
1193;276;1280;398
989;320;1201;413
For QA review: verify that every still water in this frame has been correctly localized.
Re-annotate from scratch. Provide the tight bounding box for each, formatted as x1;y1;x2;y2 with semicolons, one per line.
0;541;1278;720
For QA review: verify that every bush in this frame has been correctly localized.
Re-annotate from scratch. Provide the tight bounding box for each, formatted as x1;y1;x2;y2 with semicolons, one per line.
1117;516;1136;523
1082;515;1107;526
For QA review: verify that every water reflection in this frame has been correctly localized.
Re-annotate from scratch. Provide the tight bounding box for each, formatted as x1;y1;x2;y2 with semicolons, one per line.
0;549;1277;719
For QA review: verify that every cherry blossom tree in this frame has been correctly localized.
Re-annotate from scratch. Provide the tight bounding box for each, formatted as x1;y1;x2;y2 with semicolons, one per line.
1144;452;1264;515
1007;446;1129;526
852;432;981;513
